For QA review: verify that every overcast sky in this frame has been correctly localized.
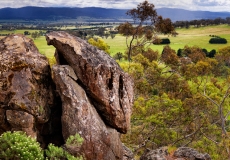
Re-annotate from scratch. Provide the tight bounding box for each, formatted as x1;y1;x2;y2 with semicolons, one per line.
0;0;230;12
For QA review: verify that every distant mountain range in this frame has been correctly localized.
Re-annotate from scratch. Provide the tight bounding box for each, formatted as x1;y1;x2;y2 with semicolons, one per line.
0;6;230;22
158;8;230;21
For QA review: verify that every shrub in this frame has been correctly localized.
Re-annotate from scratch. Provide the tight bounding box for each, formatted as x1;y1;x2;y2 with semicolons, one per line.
0;131;84;160
113;52;123;61
207;49;216;58
46;133;84;160
177;48;183;57
154;38;171;44
88;37;110;54
0;131;43;160
209;37;227;44
160;38;171;44
66;133;84;147
45;143;82;160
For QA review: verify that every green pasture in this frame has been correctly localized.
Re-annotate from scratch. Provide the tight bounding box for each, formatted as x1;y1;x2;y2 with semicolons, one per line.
104;35;128;55
104;24;230;56
33;36;55;60
0;24;229;59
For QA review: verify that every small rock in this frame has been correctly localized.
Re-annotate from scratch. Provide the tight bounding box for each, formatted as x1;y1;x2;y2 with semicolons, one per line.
173;147;211;160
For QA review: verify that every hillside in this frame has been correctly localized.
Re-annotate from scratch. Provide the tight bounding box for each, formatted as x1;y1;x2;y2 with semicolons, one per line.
0;6;230;21
0;7;128;21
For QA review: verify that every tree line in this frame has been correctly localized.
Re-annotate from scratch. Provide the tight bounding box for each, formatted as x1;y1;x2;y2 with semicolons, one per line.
174;17;230;28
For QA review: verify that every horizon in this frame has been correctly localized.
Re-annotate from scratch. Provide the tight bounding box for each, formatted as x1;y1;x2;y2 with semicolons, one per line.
1;6;230;14
0;0;230;12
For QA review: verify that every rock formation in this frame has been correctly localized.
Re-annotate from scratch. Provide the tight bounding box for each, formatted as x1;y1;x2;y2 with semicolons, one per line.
0;32;134;160
52;65;123;160
46;31;133;134
0;34;58;142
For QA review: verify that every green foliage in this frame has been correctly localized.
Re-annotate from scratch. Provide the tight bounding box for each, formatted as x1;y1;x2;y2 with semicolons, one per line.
209;37;227;44
45;143;65;159
0;131;84;160
31;31;41;40
46;133;83;160
24;31;30;35
45;143;82;160
120;44;230;159
153;38;170;44
88;37;110;54
0;131;43;160
113;52;123;61
66;133;84;147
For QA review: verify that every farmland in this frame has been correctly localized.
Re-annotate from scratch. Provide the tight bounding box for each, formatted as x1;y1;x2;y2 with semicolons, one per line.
104;24;230;56
0;24;229;60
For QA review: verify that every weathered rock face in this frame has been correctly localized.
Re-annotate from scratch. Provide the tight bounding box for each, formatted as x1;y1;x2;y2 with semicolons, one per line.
173;147;211;160
140;148;169;160
0;34;55;139
52;65;123;160
46;31;134;133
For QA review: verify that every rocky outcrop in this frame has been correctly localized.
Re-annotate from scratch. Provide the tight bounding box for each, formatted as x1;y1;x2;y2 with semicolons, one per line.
46;31;134;133
0;34;56;140
173;147;211;160
52;65;123;160
0;33;134;160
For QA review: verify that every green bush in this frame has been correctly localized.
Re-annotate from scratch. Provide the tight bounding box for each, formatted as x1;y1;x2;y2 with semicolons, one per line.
154;38;171;45
0;131;43;160
45;133;84;160
66;133;84;147
45;143;82;160
0;131;84;160
209;37;227;44
161;38;171;44
113;52;123;61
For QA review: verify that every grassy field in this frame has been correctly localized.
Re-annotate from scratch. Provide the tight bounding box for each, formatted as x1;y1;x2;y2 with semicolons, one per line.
33;37;55;60
0;24;229;59
104;24;230;56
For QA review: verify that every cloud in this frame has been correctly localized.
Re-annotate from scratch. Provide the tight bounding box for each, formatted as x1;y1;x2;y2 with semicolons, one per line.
193;0;222;6
0;0;229;12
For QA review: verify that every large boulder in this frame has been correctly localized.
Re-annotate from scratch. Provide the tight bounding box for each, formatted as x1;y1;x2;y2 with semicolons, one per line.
52;65;123;160
0;34;55;139
46;31;134;133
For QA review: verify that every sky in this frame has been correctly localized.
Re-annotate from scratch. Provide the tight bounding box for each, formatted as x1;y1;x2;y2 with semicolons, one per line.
0;0;230;12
